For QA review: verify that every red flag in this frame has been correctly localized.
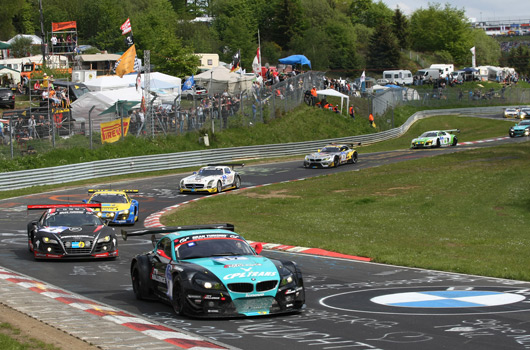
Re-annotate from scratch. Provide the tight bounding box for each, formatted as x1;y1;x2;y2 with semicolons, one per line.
121;18;132;35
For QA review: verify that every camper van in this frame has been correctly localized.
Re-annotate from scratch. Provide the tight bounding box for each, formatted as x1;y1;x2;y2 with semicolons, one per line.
414;69;441;83
382;70;413;85
430;64;454;78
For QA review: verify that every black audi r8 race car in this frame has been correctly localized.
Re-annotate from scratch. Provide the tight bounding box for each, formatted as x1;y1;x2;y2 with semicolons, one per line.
26;203;119;259
122;224;305;318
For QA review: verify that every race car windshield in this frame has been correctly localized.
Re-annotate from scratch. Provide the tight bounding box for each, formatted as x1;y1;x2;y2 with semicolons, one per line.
89;194;128;203
176;238;254;260
44;213;103;226
198;169;223;176
320;147;340;153
519;121;530;125
420;132;438;137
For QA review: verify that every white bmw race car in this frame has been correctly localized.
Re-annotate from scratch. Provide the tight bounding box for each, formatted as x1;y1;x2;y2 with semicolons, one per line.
179;164;243;194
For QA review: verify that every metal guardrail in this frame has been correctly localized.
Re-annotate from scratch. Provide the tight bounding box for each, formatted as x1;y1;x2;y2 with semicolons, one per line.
0;106;506;191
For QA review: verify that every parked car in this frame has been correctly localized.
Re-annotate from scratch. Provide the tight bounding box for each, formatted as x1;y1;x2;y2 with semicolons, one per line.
181;85;208;100
0;88;15;109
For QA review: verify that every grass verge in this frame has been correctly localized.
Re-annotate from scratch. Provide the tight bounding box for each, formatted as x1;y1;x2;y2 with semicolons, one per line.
0;322;59;350
162;140;530;281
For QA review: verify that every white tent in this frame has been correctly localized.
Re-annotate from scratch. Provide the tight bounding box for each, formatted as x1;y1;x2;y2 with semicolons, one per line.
70;87;143;130
0;66;21;85
84;72;181;94
316;88;350;114
194;65;254;94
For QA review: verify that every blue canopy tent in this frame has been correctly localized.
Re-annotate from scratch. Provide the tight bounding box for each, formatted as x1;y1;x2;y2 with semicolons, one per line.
278;55;311;69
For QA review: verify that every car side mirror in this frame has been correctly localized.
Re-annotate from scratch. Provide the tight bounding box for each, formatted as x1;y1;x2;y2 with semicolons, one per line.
82;199;87;203
251;242;263;255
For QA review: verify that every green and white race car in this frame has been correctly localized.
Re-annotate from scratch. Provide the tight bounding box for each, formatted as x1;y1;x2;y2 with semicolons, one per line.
411;129;459;149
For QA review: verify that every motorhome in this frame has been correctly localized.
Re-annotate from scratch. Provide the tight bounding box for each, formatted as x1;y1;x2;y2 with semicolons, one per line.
430;64;454;78
414;68;441;83
382;70;413;85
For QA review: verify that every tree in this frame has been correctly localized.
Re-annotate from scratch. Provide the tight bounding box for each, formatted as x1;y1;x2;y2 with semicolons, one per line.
392;8;409;49
472;30;500;66
367;21;400;72
348;0;393;28
9;36;34;57
409;3;473;66
0;0;24;40
507;45;530;77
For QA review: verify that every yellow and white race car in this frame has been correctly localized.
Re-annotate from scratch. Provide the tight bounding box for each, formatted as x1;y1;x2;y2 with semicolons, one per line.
304;143;359;168
84;189;139;225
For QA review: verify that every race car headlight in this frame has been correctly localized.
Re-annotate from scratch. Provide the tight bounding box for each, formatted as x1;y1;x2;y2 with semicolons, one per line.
280;273;294;286
192;274;226;291
180;180;184;187
305;155;310;161
207;180;215;188
324;155;332;161
121;209;129;215
97;235;111;243
426;140;432;145
42;236;58;244
96;212;103;217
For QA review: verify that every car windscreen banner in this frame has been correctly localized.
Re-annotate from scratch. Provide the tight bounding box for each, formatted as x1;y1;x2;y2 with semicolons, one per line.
100;117;130;143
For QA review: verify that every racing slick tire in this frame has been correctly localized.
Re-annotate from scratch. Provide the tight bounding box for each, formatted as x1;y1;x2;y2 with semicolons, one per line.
436;138;441;148
234;175;241;189
131;259;151;300
348;152;358;164
134;208;139;222
171;276;187;316
509;131;515;138
27;233;34;252
452;137;458;146
333;156;340;168
216;181;223;193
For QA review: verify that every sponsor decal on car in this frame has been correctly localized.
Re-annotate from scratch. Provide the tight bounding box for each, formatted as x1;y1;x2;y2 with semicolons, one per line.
223;271;277;280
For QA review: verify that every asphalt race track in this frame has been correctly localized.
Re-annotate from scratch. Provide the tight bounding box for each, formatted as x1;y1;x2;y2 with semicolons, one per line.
1;134;530;350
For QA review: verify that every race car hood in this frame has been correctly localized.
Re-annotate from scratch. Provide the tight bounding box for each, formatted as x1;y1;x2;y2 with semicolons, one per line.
98;203;130;212
513;124;529;130
38;225;106;239
412;136;435;143
306;152;334;158
182;174;218;184
192;255;280;284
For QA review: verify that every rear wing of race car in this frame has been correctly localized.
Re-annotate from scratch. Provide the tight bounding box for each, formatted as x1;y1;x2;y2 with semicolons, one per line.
88;189;139;194
27;203;102;210
443;129;460;134
327;142;362;147
207;163;245;169
121;223;235;241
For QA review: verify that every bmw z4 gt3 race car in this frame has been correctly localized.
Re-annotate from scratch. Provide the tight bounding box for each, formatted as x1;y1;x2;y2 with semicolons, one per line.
411;129;459;149
27;203;118;259
84;189;139;225
122;224;305;318
179;164;243;194
509;120;530;137
304;143;359;168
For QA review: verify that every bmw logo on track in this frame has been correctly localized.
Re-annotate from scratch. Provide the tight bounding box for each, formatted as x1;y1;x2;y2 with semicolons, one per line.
320;286;530;316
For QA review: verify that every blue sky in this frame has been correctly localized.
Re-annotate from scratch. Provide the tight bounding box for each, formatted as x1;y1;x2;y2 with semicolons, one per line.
381;0;530;23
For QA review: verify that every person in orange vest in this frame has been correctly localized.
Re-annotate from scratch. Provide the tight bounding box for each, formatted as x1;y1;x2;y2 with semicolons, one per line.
349;105;355;120
323;102;331;109
310;86;317;106
369;113;375;127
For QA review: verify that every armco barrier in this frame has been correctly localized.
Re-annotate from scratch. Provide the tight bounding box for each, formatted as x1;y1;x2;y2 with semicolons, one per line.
0;106;505;191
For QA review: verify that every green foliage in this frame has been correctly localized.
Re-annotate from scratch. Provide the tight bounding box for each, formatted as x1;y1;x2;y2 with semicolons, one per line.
368;21;400;71
8;36;33;58
410;3;473;65
392;8;409;49
507;45;530;77
0;0;24;40
348;0;393;27
472;29;501;66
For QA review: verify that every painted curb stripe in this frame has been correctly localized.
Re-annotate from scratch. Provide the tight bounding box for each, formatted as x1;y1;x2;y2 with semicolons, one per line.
0;267;227;350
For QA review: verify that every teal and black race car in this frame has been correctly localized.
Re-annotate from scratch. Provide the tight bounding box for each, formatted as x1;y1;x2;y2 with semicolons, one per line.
509;120;530;137
122;224;305;318
411;129;459;149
